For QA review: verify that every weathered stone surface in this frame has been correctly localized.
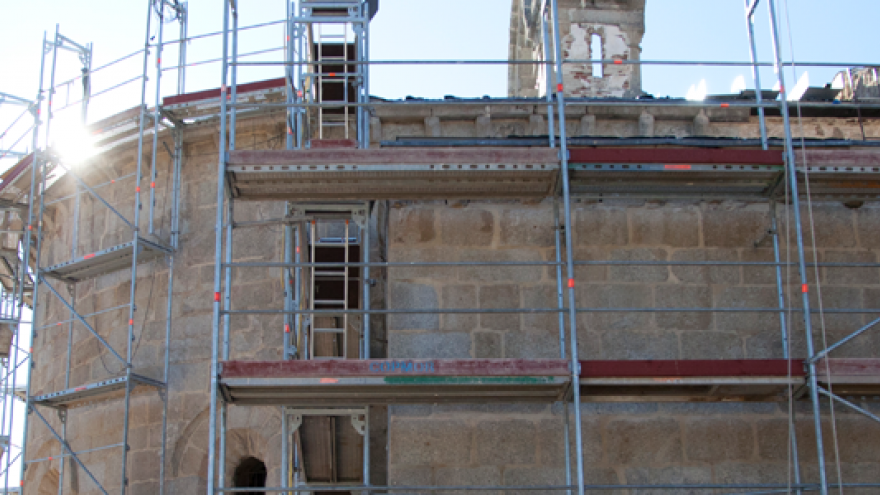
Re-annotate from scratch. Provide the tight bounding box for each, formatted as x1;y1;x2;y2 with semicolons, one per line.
714;286;777;333
573;207;629;246
655;284;713;330
630;207;700;247
823;250;878;285
473;419;537;465
522;284;558;332
601;329;679;360
441;285;478;332
703;206;768;248
456;248;545;284
506;331;563;359
578;284;652;331
794;206;857;248
684;418;755;462
499;207;554;247
609;248;669;283
438;208;494;247
392;208;436;245
680;332;744;359
389;282;439;331
474;332;502;358
606;418;683;464
389;332;471;359
671;249;741;285
479;284;521;331
435;466;501;493
390;419;472;465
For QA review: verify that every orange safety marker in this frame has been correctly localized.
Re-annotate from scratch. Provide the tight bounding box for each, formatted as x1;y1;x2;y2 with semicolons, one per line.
128;319;134;326
284;324;291;333
83;253;95;259
557;83;564;92
329;72;336;77
296;246;300;254
720;103;730;108
214;292;221;302
136;186;141;193
802;284;809;293
111;179;116;183
613;59;623;65
664;164;691;170
568;278;575;288
151;182;156;188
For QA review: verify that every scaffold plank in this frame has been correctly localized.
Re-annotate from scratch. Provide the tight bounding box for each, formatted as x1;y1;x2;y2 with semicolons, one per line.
40;237;171;283
578;359;805;402
219;359;572;405
226;148;560;200
31;373;165;408
815;358;880;396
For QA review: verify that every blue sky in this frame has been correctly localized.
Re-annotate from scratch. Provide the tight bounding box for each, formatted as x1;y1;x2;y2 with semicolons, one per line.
1;0;877;131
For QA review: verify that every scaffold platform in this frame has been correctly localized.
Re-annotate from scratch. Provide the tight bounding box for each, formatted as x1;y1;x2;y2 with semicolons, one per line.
815;358;880;396
31;373;165;408
568;148;785;198
40;237;171;283
577;359;805;402
225;148;560;200
218;359;572;405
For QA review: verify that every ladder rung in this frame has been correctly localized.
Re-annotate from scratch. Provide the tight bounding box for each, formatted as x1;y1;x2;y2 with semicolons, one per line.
315;299;347;304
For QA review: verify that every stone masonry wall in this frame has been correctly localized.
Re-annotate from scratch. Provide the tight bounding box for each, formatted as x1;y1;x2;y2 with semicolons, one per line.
24;116;293;494
19;102;880;494
387;199;880;492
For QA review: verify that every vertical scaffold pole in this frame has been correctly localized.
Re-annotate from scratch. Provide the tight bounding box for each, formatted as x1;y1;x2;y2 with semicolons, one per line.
744;0;768;150
45;25;59;146
15;29;49;493
547;1;586;494
149;1;165;235
230;5;239;151
541;14;555;149
177;1;188;94
286;1;295;150
766;1;828;494
121;1;156;491
207;0;232;492
552;199;572;495
219;198;233;489
768;200;803;494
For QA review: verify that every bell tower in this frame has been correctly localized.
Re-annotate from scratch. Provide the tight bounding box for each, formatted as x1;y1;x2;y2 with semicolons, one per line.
509;0;646;98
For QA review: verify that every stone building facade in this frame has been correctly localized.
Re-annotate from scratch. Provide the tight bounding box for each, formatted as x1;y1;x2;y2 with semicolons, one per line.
14;1;880;494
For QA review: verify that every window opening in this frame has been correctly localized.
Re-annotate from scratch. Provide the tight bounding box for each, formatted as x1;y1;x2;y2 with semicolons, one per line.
233;456;267;495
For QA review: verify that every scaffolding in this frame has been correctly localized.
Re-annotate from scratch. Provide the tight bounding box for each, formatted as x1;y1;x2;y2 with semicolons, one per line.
0;1;188;493
0;0;878;493
206;0;880;494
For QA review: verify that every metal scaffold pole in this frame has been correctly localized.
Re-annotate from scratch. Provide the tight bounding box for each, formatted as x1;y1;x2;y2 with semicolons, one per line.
547;1;586;495
15;28;50;493
765;2;829;494
208;0;232;492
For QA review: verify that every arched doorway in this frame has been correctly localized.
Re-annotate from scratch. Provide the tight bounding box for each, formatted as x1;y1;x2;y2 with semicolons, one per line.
232;456;267;494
